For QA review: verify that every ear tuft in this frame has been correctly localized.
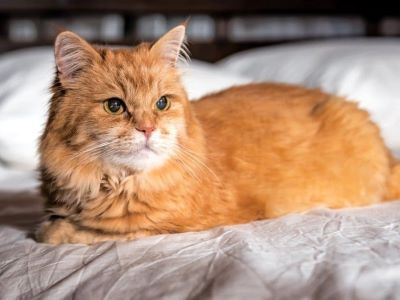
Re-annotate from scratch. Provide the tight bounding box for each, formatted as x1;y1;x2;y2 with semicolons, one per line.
151;25;189;66
54;31;99;79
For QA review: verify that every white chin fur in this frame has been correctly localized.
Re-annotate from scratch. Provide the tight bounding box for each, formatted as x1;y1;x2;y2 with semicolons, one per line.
113;148;170;172
107;126;178;172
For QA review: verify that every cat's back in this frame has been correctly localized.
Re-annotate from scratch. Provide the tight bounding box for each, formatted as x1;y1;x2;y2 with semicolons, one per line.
192;83;390;217
192;82;377;144
193;82;328;127
192;83;341;149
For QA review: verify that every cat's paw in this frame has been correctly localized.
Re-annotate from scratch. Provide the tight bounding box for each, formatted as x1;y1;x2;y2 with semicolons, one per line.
36;219;79;245
36;218;152;244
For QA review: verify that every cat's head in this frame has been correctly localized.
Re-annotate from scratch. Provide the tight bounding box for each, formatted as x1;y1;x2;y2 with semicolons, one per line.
42;25;200;174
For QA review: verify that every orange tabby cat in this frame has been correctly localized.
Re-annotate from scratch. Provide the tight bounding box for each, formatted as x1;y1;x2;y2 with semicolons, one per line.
36;25;400;244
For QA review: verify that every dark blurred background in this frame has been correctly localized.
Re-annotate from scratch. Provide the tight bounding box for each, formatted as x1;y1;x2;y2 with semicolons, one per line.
1;0;400;61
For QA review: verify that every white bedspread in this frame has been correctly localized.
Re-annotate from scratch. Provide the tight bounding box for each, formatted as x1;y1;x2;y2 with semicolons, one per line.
1;199;400;299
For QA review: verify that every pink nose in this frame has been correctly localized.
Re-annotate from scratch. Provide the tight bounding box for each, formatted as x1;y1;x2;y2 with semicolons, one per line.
135;125;155;138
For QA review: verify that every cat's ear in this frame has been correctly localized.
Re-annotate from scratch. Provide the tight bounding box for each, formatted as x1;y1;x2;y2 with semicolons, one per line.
150;25;189;66
54;31;99;80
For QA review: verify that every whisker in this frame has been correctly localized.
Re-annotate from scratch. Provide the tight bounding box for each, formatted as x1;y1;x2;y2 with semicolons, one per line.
172;152;203;183
176;144;219;180
66;140;120;163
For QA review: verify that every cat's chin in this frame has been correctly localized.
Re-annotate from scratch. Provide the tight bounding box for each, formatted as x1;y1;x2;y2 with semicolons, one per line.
108;147;170;173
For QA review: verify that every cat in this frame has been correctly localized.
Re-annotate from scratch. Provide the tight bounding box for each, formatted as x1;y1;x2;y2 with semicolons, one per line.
36;24;400;244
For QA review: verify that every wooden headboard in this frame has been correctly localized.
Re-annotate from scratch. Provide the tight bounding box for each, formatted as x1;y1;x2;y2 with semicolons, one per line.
1;0;400;62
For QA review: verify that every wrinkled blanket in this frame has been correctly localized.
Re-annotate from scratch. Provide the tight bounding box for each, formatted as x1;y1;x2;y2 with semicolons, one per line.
1;192;399;300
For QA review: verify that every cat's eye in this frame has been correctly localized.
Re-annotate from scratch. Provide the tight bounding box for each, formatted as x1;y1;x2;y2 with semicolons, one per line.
155;96;170;111
103;98;126;115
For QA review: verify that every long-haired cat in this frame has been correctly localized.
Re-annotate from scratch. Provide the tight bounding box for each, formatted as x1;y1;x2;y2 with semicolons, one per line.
37;25;400;244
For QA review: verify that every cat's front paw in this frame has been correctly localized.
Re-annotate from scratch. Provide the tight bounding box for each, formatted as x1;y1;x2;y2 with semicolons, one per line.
36;219;81;245
36;218;152;245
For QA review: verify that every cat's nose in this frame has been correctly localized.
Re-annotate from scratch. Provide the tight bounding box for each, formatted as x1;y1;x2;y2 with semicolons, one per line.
135;125;156;138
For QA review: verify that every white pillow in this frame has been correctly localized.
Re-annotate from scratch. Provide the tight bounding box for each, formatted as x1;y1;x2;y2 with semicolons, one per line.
0;47;249;171
0;48;53;170
218;38;400;151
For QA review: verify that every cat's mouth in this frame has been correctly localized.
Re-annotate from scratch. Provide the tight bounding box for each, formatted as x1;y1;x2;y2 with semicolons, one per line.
131;142;160;158
141;145;157;154
110;141;158;158
105;134;173;171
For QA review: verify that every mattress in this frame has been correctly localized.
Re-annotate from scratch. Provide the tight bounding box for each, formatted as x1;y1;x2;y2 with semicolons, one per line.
1;39;400;299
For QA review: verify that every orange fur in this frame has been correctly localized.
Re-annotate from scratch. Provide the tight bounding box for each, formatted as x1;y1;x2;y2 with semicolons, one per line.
36;26;400;244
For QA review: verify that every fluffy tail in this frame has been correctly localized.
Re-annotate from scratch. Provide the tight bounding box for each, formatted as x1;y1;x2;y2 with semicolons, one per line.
384;156;400;200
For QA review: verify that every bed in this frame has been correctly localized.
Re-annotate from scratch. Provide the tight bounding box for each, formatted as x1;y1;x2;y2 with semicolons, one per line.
1;2;400;299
